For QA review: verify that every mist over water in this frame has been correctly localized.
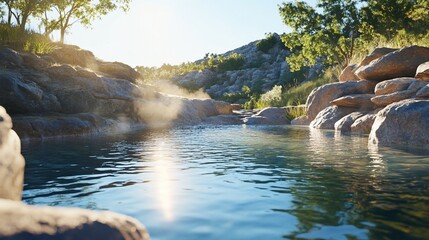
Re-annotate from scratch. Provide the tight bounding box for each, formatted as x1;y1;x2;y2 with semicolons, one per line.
21;126;429;240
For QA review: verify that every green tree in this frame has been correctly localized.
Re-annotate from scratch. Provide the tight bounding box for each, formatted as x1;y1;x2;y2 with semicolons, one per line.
44;0;130;43
1;0;47;32
360;0;417;39
279;0;361;71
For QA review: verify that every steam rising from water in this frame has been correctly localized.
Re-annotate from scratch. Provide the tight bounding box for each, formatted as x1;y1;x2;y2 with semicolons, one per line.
133;81;211;127
147;80;210;99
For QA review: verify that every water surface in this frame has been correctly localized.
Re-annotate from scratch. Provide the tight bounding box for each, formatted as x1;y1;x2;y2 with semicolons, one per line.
22;125;429;239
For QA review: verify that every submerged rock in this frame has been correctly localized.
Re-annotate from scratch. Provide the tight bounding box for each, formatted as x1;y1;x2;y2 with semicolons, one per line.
369;99;429;145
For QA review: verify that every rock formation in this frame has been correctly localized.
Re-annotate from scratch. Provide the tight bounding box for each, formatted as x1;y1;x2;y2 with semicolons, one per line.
296;45;429;145
0;46;234;139
0;107;149;240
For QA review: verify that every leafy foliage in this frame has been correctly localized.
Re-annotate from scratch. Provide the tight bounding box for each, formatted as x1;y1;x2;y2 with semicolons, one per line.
279;0;429;72
137;53;245;82
256;33;280;53
0;0;130;43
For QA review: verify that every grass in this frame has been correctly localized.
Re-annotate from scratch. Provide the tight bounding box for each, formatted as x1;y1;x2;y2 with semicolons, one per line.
285;105;307;120
0;23;56;54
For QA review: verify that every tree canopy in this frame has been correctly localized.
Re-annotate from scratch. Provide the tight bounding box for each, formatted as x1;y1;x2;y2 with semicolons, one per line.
279;0;429;71
0;0;130;43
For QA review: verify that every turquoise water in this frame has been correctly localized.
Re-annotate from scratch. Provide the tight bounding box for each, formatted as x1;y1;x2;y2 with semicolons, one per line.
22;125;429;239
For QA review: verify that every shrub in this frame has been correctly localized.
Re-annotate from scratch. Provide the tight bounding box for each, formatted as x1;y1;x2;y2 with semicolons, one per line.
256;33;279;53
285;105;307;120
0;24;55;54
217;53;245;72
255;85;283;108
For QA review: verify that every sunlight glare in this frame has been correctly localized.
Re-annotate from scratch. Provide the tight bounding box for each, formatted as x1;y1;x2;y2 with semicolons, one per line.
151;140;175;221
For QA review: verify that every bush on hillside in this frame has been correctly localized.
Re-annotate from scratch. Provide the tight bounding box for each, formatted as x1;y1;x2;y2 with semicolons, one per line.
217;53;245;72
256;33;279;53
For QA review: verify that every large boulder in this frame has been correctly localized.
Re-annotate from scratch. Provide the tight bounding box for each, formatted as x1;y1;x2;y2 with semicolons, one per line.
244;107;290;125
334;112;366;133
355;46;429;81
374;77;418;95
0;71;61;114
291;115;311;126
0;199;150;240
306;80;375;121
415;61;429;81
202;115;241;125
96;61;141;83
355;47;397;69
49;44;97;68
330;94;375;110
416;84;429;98
339;64;359;82
12;113;116;139
310;105;355;129
0;107;24;201
0;47;23;67
371;90;416;107
369;99;429;145
20;52;51;70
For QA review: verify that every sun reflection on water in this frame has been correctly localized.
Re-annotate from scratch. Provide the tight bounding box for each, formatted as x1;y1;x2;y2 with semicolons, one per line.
148;139;176;221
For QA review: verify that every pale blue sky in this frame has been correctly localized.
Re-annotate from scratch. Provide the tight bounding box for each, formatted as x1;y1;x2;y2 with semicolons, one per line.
59;0;293;67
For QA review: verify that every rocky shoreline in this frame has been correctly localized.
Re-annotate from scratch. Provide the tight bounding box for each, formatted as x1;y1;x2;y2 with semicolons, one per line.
293;45;429;145
0;45;235;140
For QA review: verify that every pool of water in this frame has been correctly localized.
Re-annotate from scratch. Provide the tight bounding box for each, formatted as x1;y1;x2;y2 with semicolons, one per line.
22;125;429;239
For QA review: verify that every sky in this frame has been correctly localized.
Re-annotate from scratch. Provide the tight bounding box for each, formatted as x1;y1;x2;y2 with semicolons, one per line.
59;0;291;67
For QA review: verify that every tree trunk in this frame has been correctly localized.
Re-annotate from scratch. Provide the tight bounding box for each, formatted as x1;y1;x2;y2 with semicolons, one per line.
60;27;65;43
20;14;29;33
7;9;12;25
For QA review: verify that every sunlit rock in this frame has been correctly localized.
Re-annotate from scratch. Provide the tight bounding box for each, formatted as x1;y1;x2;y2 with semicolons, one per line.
374;77;419;95
0;106;24;201
0;199;150;240
339;64;359;82
371;90;416;107
330;94;375;110
244;107;290;125
306;80;375;121
416;61;429;81
355;47;397;70
355;46;429;81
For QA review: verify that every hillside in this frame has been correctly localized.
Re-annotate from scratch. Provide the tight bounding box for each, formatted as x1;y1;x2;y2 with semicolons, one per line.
140;34;322;103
